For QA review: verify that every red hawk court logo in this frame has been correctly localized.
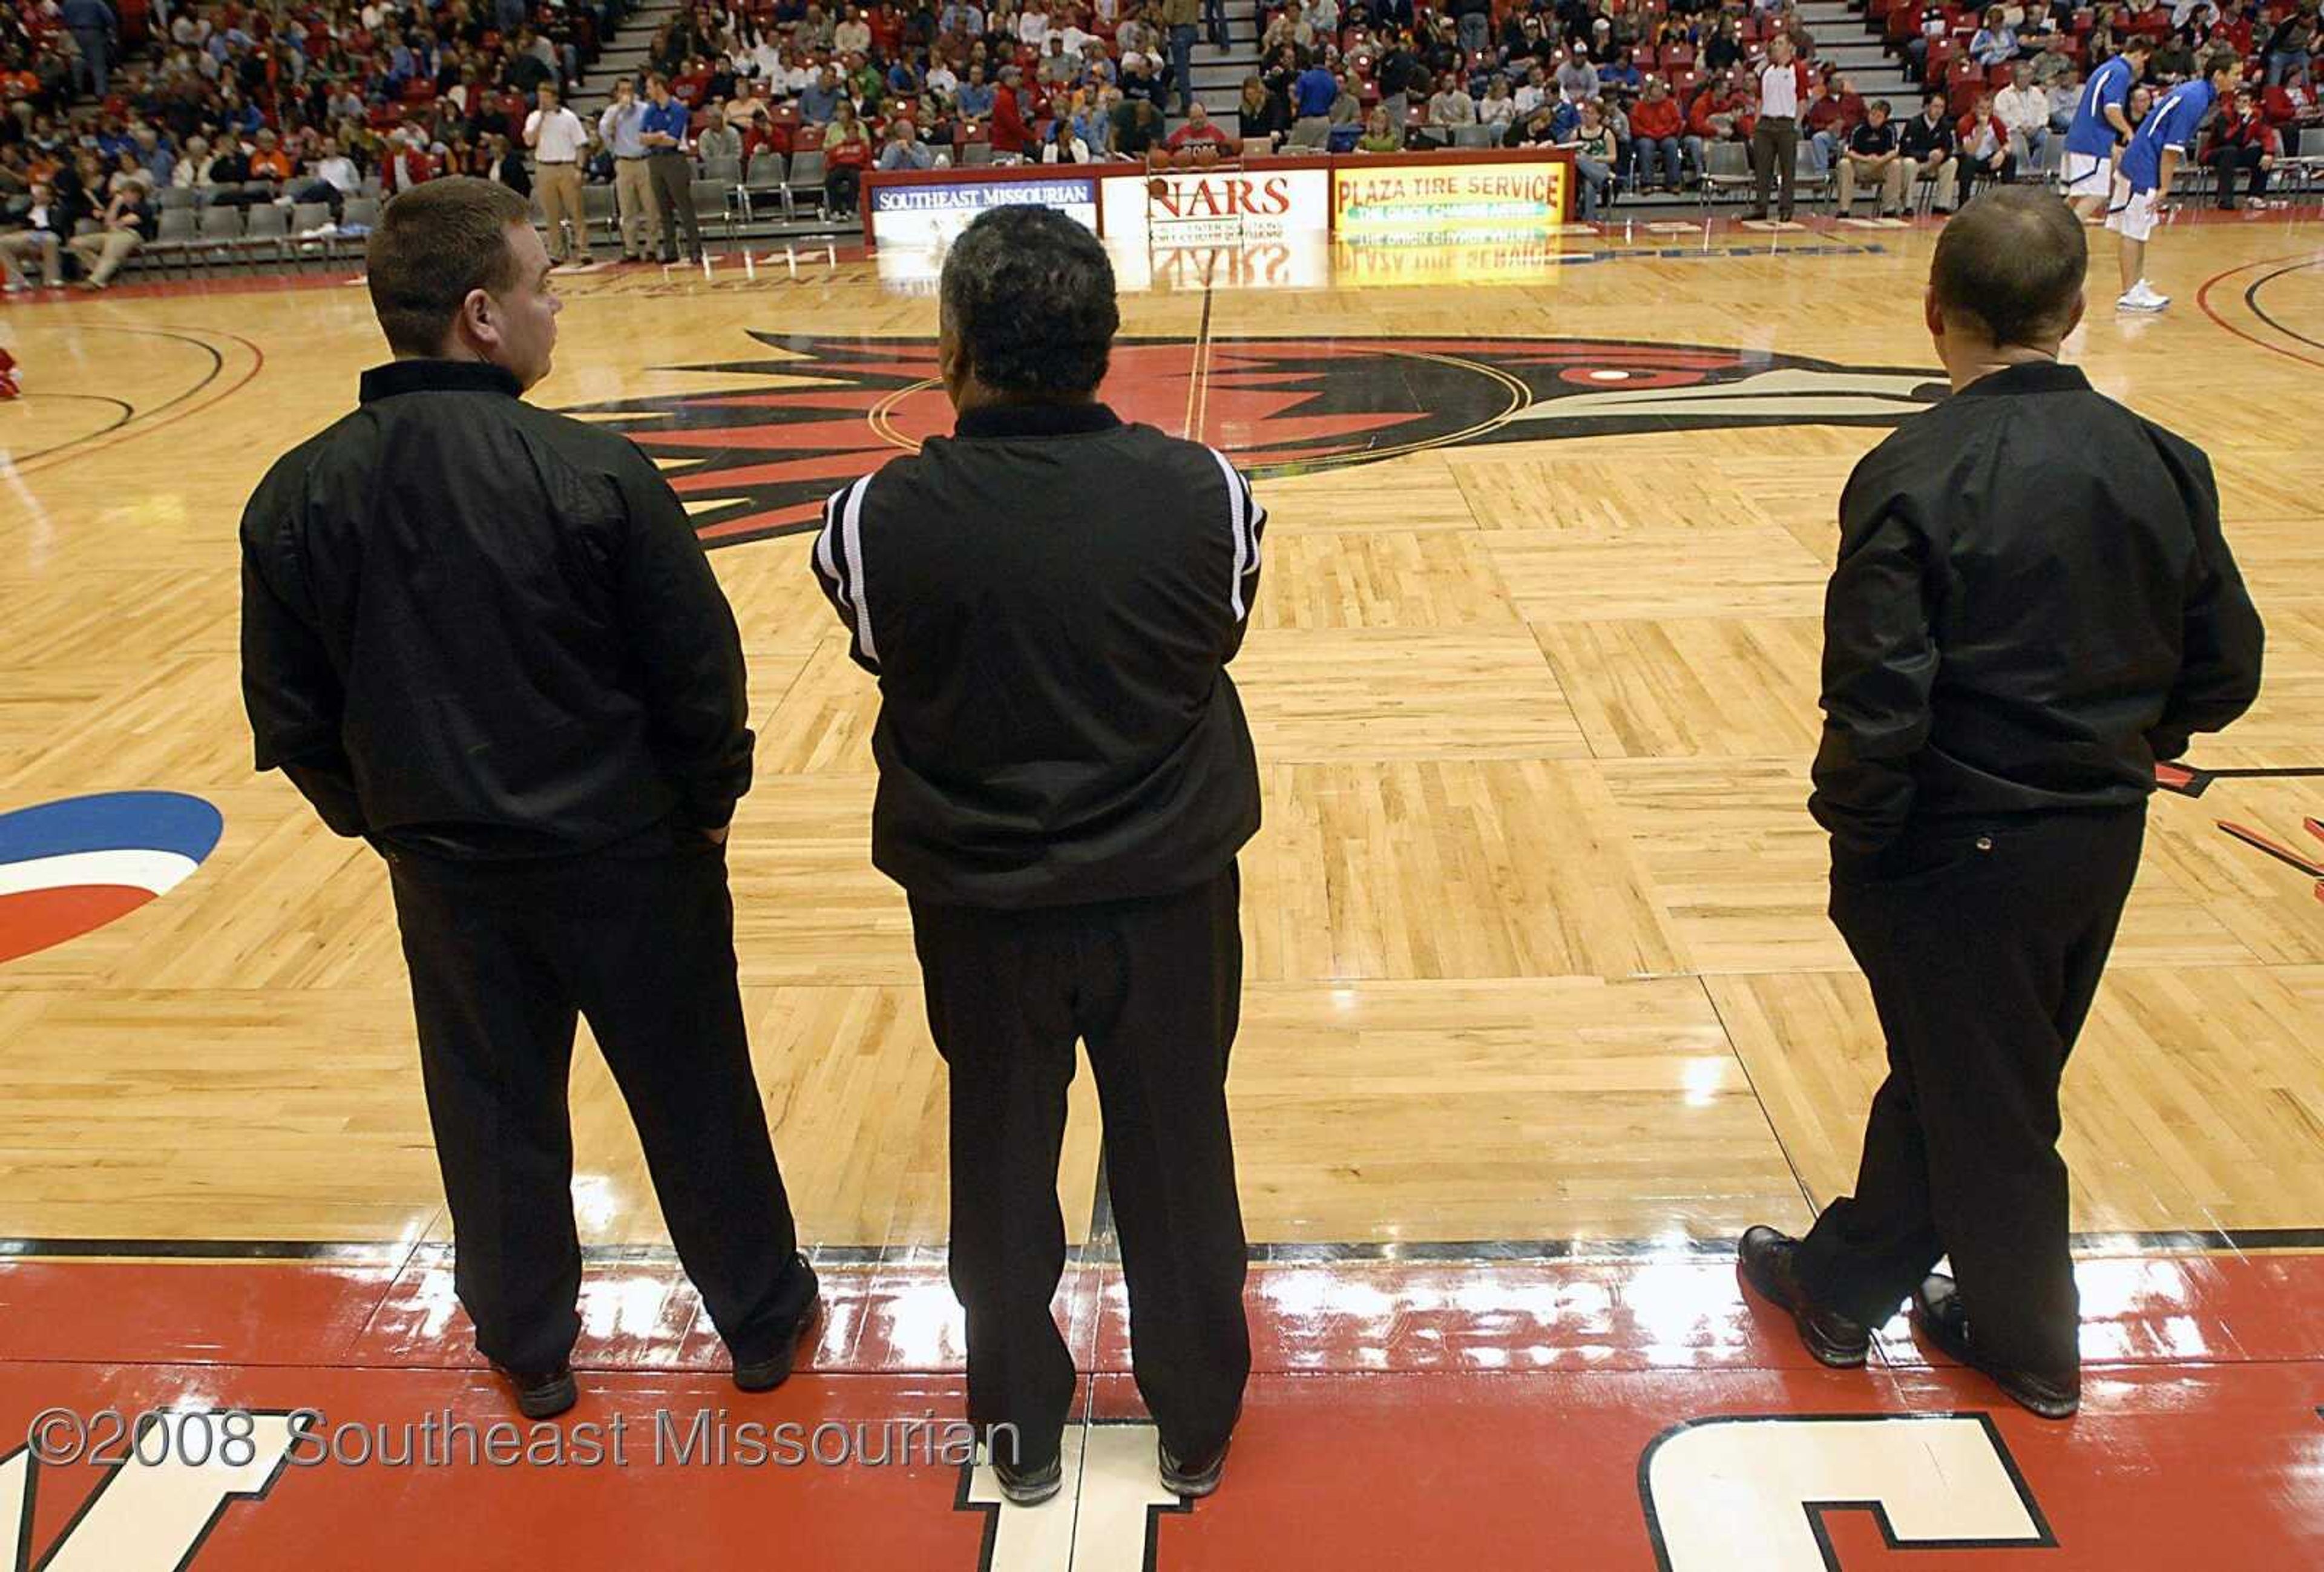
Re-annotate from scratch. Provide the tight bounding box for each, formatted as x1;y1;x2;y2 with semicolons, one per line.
562;335;1947;550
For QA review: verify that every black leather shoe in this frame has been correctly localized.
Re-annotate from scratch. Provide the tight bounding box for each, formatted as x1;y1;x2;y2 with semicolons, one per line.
1912;1274;2079;1420
492;1363;578;1419
993;1452;1063;1506
1159;1436;1230;1498
734;1257;823;1393
1738;1226;1873;1368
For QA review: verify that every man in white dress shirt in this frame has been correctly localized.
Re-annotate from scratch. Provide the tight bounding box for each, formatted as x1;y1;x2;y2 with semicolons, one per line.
1751;33;1813;220
523;82;592;263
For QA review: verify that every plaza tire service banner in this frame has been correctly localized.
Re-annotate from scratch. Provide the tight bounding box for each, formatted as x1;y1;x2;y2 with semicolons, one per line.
1331;157;1571;239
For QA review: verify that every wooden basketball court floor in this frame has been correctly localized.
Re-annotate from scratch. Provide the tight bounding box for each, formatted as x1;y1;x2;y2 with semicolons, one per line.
1;213;2322;1568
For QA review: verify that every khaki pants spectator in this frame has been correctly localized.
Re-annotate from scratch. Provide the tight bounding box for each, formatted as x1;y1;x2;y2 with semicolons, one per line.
614;157;661;258
69;228;139;288
536;162;589;262
1913;153;1958;212
1;230;63;288
1837;156;1911;215
1288;114;1331;148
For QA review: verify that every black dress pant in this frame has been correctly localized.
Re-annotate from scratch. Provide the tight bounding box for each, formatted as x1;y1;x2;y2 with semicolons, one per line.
909;864;1250;1468
1751;114;1799;216
387;831;813;1375
1796;806;2145;1384
2208;143;2271;206
646;151;703;260
1957;148;2017;197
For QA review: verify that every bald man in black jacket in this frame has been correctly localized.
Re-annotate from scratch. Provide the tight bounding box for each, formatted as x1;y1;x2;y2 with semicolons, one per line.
1740;189;2263;1420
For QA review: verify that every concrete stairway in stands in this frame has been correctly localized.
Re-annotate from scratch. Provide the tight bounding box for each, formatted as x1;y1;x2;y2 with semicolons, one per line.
566;0;686;119
1181;0;1269;122
1799;0;1914;102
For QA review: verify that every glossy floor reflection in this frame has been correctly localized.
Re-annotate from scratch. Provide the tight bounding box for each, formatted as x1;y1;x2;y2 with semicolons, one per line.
3;1251;2320;1568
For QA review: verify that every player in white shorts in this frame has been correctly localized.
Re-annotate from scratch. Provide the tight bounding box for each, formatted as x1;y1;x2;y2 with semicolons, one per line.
2057;40;2150;220
2106;56;2237;312
2060;151;2112;201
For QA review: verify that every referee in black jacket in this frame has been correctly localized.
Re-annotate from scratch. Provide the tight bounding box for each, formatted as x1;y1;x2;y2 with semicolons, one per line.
813;205;1260;1504
1741;188;2265;1419
240;179;818;1419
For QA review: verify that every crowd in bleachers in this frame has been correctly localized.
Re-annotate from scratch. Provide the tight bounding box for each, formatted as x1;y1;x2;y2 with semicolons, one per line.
1;0;2319;286
2;0;630;284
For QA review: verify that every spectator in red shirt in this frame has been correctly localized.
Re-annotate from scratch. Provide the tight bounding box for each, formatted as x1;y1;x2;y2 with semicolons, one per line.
247;127;296;182
870;0;906;59
1629;75;1691;189
992;62;1032;155
1806;68;1865;174
1954;91;2016;197
379;126;436;193
2208;87;2283;208
1688;76;1748;144
2262;62;2320;153
740;107;784;162
1164;99;1232;148
823;100;873;214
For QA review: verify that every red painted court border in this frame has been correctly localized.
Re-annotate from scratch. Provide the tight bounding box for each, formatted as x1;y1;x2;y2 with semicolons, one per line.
2196;248;2324;370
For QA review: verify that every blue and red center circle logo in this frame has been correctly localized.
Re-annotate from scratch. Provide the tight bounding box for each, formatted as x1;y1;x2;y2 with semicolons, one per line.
0;791;223;965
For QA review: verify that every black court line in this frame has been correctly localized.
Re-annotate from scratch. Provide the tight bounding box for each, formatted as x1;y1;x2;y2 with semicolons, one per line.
2244;258;2324;358
13;1226;2324;1268
0;393;137;464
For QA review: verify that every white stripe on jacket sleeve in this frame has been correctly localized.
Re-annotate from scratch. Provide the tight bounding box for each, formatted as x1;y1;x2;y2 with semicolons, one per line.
837;475;878;666
812;476;880;671
1206;446;1261;623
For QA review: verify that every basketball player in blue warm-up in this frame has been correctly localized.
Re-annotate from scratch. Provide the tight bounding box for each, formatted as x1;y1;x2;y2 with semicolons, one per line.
2060;36;2149;221
2109;53;2242;312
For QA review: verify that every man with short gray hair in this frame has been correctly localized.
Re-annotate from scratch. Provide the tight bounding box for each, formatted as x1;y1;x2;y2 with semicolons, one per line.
813;205;1259;1507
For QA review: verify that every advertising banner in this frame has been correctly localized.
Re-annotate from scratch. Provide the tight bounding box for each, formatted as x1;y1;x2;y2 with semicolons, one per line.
866;176;1100;248
1330;158;1569;237
1098;167;1331;245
